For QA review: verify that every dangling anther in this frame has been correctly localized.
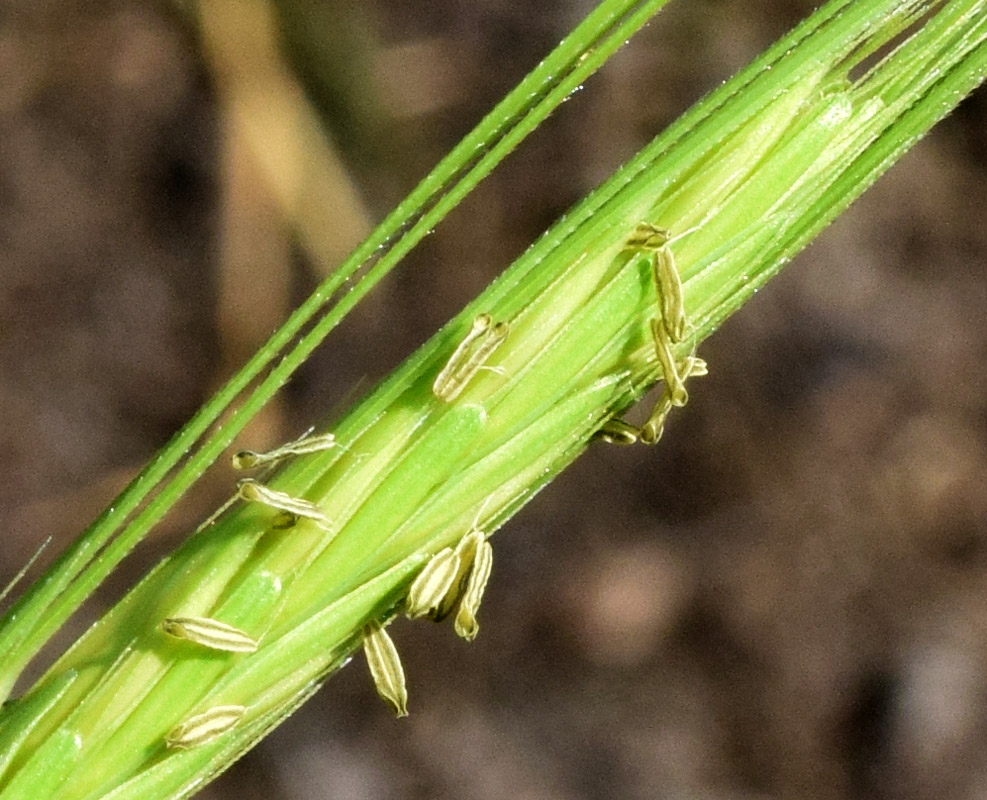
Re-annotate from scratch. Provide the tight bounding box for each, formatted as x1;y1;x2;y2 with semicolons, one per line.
405;547;462;620
640;391;675;446
652;246;687;343
651;319;689;407
627;221;687;343
363;621;409;717
453;536;493;642
236;478;330;529
595;418;640;446
640;356;708;445
232;432;337;471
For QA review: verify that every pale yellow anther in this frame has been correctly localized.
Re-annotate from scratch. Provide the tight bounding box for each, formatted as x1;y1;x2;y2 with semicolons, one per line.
650;319;688;407
619;222;706;447
432;530;484;621
652;247;687;343
405;547;461;620
682;356;708;377
454;539;493;642
236;478;330;529
639;356;707;445
363;621;408;717
596;418;640;446
161;616;258;653
405;528;495;643
166;705;245;750
433;314;509;402
624;221;671;251
232;432;337;471
640;391;674;445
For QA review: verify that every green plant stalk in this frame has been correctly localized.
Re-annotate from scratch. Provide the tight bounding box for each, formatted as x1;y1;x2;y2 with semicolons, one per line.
0;0;674;702
2;0;986;798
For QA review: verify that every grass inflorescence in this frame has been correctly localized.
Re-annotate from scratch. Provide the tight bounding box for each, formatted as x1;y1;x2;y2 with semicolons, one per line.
0;1;984;798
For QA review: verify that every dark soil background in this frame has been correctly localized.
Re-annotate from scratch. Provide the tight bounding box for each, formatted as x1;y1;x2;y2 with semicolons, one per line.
2;1;987;798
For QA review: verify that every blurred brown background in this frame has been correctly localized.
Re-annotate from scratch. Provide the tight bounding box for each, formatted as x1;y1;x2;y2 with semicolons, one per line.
2;1;987;798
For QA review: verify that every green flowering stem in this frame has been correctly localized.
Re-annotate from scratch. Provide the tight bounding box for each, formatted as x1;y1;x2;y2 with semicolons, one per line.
0;0;673;703
1;0;985;798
